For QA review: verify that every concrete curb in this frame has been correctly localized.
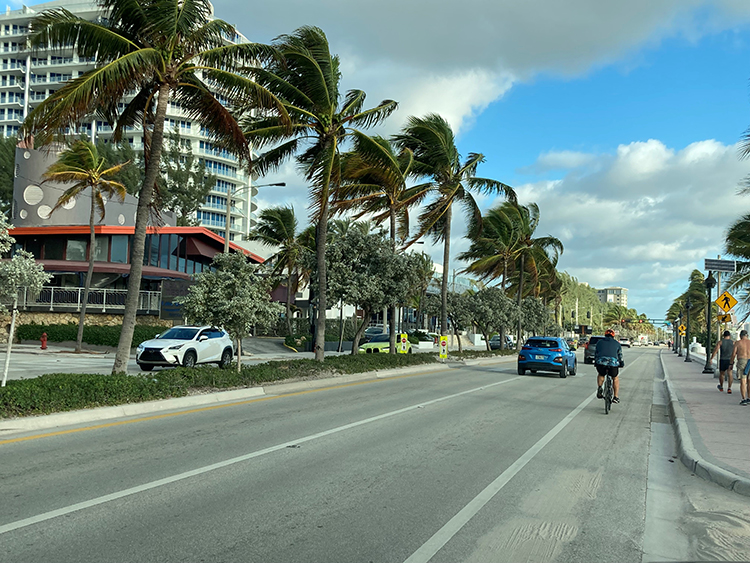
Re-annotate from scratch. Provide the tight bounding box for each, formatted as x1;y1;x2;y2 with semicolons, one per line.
659;351;750;497
1;356;516;436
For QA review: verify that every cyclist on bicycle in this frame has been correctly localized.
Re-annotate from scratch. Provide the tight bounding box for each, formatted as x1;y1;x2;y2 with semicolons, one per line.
596;328;624;403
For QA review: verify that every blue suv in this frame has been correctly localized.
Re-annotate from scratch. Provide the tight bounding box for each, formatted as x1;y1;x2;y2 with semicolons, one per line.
517;336;577;378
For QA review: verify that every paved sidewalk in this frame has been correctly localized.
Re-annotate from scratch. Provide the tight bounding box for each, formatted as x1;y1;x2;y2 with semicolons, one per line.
661;349;750;482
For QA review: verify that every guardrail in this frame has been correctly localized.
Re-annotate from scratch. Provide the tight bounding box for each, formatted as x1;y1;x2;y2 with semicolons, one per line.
18;287;161;313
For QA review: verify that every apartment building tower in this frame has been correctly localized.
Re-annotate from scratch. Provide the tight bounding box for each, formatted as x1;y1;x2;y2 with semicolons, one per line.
597;287;628;308
0;0;258;241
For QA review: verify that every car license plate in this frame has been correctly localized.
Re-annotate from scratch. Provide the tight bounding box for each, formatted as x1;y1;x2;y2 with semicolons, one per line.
535;355;545;360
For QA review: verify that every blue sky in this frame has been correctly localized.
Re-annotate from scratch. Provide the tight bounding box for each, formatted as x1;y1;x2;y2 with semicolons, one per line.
220;0;750;321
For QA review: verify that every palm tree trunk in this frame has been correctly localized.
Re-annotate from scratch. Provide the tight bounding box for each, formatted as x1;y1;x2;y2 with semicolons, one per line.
516;253;525;351
236;337;242;373
76;195;96;353
337;299;345;352
441;205;452;336
499;256;507;351
286;272;293;336
314;199;329;362
112;83;171;373
389;206;397;354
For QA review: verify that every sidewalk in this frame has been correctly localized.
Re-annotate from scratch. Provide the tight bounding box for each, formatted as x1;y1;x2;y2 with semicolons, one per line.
660;349;750;495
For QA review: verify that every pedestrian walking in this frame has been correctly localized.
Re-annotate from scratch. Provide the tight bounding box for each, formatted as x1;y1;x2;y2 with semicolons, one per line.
710;330;734;394
730;330;750;405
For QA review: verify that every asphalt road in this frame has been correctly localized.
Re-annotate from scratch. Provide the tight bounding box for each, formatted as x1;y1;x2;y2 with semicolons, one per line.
2;347;749;562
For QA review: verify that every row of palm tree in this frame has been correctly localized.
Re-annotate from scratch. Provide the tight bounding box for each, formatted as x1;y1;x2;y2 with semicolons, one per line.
21;0;552;365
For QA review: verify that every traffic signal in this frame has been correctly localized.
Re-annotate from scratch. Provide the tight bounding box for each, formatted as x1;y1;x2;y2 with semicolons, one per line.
571;310;575;318
639;319;644;324
587;311;591;319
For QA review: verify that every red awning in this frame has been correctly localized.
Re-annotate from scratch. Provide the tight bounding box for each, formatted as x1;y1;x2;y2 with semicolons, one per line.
38;260;191;280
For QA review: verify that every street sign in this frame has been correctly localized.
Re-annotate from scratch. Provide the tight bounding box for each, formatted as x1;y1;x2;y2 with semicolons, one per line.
678;324;686;332
716;290;738;313
439;336;448;359
679;330;686;337
717;313;732;323
399;333;408;354
704;259;736;273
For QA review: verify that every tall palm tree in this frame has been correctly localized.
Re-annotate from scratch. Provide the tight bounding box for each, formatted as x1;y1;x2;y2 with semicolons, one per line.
42;140;128;353
393;114;516;336
23;0;282;373
240;26;397;362
246;206;306;336
336;132;428;352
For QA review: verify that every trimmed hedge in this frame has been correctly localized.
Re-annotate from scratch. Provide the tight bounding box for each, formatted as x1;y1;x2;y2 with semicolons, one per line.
0;349;516;419
450;349;517;359
16;323;164;348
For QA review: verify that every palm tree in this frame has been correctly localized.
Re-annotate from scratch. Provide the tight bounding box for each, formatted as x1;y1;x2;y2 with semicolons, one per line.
336;132;428;352
240;26;398;361
393;114;516;337
42;140;127;353
246;206;307;336
470;201;563;349
23;0;282;373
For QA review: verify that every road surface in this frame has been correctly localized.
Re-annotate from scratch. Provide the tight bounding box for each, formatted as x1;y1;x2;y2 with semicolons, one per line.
1;347;749;562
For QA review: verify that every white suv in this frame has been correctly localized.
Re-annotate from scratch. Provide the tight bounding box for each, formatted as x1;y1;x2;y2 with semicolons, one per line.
136;326;234;371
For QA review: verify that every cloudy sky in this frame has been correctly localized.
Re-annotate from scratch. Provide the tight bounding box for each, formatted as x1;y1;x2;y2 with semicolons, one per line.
219;1;750;320
23;0;748;319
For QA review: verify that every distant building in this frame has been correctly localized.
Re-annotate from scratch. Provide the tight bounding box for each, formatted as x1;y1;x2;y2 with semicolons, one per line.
597;287;628;307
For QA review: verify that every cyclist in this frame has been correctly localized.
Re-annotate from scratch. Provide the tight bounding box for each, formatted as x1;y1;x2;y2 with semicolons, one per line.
595;329;624;403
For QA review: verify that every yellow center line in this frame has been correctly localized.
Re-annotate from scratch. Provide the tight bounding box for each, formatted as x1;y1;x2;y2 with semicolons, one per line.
0;366;463;446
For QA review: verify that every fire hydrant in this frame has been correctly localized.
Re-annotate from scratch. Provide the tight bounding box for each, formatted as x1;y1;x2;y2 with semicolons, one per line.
40;332;48;350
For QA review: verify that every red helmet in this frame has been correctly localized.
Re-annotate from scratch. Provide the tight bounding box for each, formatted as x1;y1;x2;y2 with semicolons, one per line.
605;329;616;337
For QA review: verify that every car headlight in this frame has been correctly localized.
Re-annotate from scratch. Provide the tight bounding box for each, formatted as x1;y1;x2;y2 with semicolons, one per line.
167;344;184;351
137;344;144;351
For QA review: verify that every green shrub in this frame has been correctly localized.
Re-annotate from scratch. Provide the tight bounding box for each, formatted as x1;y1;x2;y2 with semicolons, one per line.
450;349;517;359
0;372;189;418
17;323;164;348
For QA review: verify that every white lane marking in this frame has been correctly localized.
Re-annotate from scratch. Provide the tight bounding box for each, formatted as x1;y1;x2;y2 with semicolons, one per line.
403;392;596;563
403;357;640;563
0;375;523;536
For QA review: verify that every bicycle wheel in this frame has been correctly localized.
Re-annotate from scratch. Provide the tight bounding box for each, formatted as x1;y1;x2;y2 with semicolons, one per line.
604;376;613;414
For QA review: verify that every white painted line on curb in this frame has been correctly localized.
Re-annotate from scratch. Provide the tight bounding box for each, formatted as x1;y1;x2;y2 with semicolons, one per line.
0;375;523;536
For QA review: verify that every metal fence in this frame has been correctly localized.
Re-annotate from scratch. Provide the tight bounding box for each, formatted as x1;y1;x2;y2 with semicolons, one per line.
18;287;162;313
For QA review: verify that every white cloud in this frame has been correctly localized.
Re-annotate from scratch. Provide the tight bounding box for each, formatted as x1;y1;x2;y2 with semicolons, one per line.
506;139;750;318
533;150;598;171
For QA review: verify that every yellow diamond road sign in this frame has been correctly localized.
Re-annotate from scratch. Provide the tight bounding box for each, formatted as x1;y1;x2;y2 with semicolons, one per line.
717;313;732;323
678;324;686;332
716;290;737;313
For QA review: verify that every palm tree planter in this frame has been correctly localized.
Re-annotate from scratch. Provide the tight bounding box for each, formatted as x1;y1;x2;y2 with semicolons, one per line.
42;140;128;353
23;0;283;372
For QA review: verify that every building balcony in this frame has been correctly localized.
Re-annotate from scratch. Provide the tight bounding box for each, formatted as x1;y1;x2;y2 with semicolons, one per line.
16;286;161;315
1;63;26;74
0;81;23;89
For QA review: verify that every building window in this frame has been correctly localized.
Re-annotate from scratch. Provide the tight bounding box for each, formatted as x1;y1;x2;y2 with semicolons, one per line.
95;236;109;262
66;238;87;261
26;238;42;259
45;238;65;260
160;234;170;269
150;235;159;267
111;235;128;264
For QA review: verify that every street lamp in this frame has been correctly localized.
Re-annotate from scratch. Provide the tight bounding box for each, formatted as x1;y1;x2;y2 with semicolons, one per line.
224;182;286;252
685;296;692;362
703;272;717;374
677;312;683;357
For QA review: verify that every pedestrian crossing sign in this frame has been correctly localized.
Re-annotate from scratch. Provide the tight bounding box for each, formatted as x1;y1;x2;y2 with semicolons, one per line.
716;290;737;313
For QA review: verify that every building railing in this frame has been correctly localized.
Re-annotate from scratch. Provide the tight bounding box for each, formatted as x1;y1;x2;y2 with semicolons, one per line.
18;287;161;314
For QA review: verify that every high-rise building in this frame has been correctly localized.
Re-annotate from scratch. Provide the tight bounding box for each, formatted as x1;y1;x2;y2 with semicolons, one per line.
0;0;257;241
597;287;628;307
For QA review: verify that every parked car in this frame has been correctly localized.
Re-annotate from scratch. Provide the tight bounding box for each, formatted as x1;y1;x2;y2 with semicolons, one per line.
489;334;514;350
517;336;576;378
583;335;604;364
619;338;631;348
358;333;412;354
363;326;387;343
136;325;234;371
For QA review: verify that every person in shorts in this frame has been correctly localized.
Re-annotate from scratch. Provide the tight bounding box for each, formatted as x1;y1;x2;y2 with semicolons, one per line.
731;330;750;404
595;328;624;403
710;330;734;394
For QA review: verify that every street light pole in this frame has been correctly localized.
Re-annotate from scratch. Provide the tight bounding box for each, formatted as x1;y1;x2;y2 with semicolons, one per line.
678;312;683;357
685;297;692;362
703;272;716;374
224;182;286;253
